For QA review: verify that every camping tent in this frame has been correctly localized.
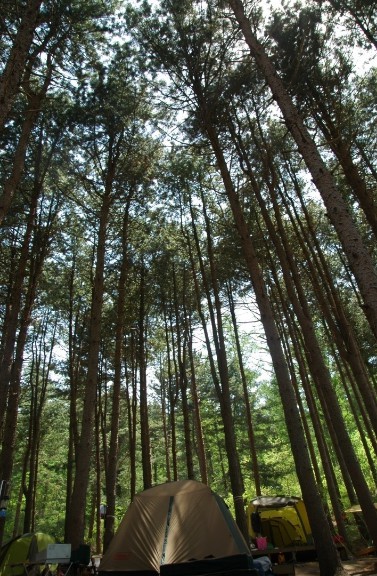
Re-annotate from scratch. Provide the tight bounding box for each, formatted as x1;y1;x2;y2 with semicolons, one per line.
246;496;313;548
0;532;56;576
99;480;254;576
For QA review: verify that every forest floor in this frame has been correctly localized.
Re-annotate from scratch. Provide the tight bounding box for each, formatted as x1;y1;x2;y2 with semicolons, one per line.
294;558;377;576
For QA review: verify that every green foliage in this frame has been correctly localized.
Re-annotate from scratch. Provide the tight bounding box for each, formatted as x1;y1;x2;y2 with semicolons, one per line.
1;0;377;552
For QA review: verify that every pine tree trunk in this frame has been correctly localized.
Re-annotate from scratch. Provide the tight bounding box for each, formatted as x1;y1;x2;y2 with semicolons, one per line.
24;319;55;532
172;265;195;480
227;282;261;496
125;346;137;502
277;296;351;546
0;0;42;133
186;311;208;485
278;174;377;436
65;187;111;548
103;199;132;551
331;351;377;482
309;96;377;238
64;267;87;541
228;0;377;341
0;189;38;444
228;98;377;544
0;201;55;545
267;170;377;544
190;191;248;539
138;265;152;490
202;114;344;574
0;63;53;225
162;306;173;481
167;306;179;482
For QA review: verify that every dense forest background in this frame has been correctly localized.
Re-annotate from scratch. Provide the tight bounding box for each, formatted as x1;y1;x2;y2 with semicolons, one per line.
1;0;377;567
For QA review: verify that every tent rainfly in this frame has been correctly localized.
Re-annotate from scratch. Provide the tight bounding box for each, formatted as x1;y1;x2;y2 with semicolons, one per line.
99;480;254;576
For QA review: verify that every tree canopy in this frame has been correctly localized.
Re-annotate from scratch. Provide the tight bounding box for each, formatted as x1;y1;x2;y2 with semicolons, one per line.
0;0;377;574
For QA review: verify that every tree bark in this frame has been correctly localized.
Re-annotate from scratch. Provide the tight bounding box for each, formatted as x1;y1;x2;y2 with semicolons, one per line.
308;93;377;239
125;339;138;502
103;197;132;552
185;309;208;485
64;267;88;542
172;264;195;480
138;264;152;490
0;57;53;225
265;165;377;545
65;186;112;548
275;285;351;546
0;0;43;133
201;111;344;574
23;317;57;532
228;0;377;341
0;194;58;545
189;192;248;540
279;166;377;437
166;302;179;481
227;98;377;542
227;282;261;496
0;189;38;443
326;0;377;49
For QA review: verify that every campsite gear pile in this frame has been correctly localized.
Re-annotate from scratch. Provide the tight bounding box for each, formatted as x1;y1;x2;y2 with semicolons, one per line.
0;534;92;576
